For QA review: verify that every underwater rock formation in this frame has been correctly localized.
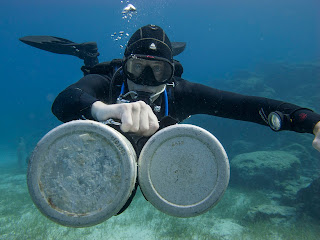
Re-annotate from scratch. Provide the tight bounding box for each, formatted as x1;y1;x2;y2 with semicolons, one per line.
276;176;313;205
224;74;277;98
280;143;314;169
230;150;301;188
244;204;297;224
296;177;320;220
257;62;320;108
227;62;320;111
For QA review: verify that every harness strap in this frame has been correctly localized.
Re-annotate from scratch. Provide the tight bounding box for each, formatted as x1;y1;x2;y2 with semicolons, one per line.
164;88;169;116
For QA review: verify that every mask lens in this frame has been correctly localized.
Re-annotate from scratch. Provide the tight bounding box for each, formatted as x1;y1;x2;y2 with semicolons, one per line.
124;55;173;83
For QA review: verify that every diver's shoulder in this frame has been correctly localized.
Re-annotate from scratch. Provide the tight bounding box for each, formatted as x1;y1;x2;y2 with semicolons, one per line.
173;77;200;89
78;73;112;86
173;77;192;85
81;73;110;80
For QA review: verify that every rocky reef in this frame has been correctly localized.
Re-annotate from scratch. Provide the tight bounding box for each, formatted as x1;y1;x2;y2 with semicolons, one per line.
231;150;301;189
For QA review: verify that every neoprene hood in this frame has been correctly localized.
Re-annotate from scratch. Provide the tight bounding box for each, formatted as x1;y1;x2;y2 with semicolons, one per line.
124;25;173;62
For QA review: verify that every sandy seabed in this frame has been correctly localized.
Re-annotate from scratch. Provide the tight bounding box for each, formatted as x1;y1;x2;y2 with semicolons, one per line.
1;167;320;240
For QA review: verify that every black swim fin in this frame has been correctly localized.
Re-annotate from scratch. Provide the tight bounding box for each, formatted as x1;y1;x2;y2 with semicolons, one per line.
172;42;186;56
19;36;99;67
19;36;186;66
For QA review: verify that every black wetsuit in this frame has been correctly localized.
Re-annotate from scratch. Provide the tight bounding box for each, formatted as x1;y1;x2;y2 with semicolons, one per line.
52;72;320;136
52;69;320;214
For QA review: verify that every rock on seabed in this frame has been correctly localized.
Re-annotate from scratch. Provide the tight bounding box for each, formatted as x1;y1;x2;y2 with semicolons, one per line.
231;150;301;188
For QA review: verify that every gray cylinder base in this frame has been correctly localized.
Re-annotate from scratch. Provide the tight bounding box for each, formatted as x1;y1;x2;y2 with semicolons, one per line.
27;120;137;227
138;124;229;217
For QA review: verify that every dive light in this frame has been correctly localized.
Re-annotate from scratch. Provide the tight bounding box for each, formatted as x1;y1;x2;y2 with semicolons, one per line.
267;111;290;131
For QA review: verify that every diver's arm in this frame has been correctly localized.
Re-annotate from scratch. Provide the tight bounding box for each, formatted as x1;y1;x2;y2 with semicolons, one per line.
174;79;320;134
174;79;320;152
52;74;159;136
52;74;110;122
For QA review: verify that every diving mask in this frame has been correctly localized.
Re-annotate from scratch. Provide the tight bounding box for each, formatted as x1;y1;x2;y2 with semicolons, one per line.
123;54;174;86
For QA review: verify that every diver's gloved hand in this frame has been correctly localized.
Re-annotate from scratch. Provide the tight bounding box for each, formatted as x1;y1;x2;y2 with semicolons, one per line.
313;121;320;152
91;101;159;137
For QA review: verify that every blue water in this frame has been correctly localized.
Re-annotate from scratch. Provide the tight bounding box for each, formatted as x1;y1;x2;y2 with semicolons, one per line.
1;0;320;239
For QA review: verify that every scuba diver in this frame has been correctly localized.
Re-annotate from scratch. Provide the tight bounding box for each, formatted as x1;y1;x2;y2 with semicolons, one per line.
20;24;320;153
